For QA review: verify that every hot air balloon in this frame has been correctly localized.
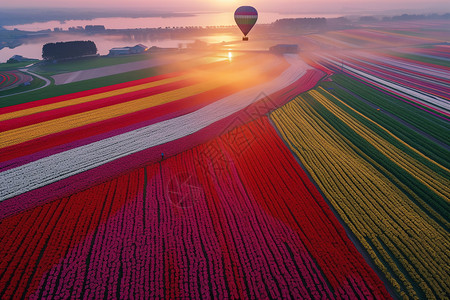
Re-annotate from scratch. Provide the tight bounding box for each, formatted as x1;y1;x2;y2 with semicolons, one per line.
234;6;258;41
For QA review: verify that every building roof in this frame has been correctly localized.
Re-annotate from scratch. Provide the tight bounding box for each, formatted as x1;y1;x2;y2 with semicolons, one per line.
110;47;131;51
132;44;148;50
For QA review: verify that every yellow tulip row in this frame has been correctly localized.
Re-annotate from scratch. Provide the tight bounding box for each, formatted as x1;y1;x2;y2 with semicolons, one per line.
0;53;268;123
310;88;449;227
271;92;450;299
1;57;280;149
1;81;221;148
311;88;450;200
0;75;189;122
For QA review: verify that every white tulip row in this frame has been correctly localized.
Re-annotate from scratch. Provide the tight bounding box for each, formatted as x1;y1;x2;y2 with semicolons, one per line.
0;55;311;201
356;51;450;79
322;54;450;114
342;52;449;90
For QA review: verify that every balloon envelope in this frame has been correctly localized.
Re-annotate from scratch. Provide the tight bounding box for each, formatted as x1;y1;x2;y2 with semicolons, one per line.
234;6;258;37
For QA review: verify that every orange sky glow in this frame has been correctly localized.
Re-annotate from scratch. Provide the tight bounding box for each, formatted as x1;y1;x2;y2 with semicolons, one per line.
3;0;450;13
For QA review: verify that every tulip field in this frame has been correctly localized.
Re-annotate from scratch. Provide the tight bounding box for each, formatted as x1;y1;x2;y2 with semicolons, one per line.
392;45;450;66
0;53;327;212
0;24;449;299
271;86;449;299
298;23;450;51
0;71;32;91
0;116;392;299
312;48;450;119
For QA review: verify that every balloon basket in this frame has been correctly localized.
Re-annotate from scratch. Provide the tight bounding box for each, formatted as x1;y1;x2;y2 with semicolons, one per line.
242;37;249;41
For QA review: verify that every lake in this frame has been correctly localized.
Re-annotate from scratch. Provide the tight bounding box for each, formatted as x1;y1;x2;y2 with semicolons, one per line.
5;12;342;31
0;12;342;63
0;34;195;63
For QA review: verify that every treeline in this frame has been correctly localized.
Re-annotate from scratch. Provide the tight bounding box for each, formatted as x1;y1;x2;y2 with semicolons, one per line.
0;8;192;27
272;18;327;31
360;13;450;22
85;25;106;32
42;40;97;60
389;13;450;21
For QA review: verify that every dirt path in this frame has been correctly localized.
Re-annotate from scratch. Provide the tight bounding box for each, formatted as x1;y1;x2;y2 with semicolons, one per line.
52;52;202;85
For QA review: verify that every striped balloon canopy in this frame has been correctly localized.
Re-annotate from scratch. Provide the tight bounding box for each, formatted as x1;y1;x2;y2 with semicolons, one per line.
234;6;258;38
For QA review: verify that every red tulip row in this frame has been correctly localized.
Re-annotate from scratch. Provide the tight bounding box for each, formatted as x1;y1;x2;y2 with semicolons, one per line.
214;117;390;298
0;72;17;87
0;71;30;89
0;178;133;299
389;45;450;67
0;55;287;167
313;51;450;118
0;116;390;299
0;53;265;117
0;57;303;218
271;89;450;298
342;52;450;99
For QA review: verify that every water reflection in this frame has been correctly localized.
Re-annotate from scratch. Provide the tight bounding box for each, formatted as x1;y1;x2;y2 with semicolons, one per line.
1;11;343;62
5;13;341;32
0;33;193;62
0;31;249;62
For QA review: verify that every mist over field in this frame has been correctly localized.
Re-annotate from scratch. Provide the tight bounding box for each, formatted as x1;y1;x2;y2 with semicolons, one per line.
2;0;450;16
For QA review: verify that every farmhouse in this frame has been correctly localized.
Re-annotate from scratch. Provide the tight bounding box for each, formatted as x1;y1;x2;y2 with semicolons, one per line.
108;44;148;56
130;44;148;53
108;47;131;56
8;55;35;62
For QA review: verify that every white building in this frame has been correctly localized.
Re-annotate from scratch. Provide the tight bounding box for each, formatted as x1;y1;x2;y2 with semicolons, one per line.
130;44;148;54
108;44;148;56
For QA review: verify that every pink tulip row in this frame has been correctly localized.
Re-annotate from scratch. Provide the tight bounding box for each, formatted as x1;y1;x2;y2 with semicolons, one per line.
0;116;391;299
313;51;450;118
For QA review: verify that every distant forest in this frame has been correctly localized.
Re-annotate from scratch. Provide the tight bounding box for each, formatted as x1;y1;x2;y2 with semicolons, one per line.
42;41;97;60
387;13;450;21
360;13;450;22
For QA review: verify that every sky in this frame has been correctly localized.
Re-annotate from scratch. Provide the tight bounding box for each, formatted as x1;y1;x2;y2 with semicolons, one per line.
3;0;450;13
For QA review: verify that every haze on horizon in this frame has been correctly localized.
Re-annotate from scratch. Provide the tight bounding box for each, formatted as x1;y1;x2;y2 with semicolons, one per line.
3;0;450;14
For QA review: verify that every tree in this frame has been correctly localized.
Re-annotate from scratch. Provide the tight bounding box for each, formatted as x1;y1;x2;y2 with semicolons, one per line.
42;40;97;61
